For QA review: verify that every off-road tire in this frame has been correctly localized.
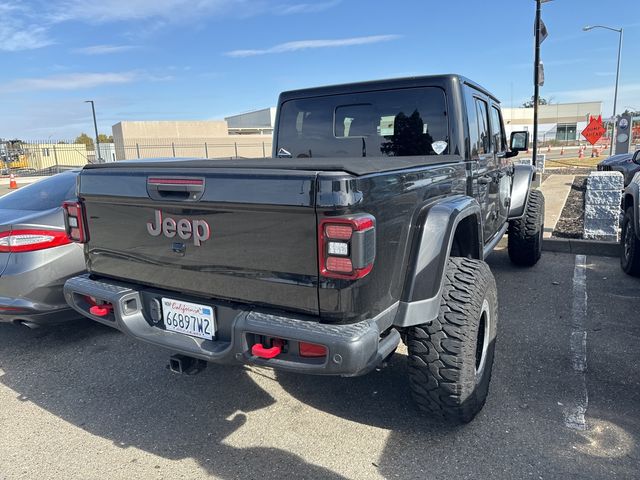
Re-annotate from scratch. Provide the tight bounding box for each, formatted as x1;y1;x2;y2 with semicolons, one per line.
621;207;640;276
508;189;545;266
406;257;498;424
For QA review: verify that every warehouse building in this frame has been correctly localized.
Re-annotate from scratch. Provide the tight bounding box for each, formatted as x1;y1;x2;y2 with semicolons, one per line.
111;120;272;160
225;107;276;135
502;101;603;144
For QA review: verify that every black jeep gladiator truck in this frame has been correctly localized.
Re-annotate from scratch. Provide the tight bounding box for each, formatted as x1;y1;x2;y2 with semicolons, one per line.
63;75;544;423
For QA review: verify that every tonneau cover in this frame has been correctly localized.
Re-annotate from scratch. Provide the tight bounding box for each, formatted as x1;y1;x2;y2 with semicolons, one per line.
83;154;463;177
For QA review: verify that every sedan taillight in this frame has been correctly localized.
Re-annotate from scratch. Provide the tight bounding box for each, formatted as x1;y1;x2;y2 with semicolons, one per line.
319;215;376;280
63;201;89;243
0;229;70;253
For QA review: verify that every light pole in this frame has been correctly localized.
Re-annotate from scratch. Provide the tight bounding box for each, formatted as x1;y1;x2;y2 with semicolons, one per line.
533;0;542;167
533;0;553;168
583;25;623;156
84;100;101;162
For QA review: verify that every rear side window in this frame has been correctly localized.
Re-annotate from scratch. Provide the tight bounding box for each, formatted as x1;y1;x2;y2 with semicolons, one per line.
490;106;505;152
276;87;449;158
475;99;491;154
0;172;77;211
465;87;495;159
466;93;480;158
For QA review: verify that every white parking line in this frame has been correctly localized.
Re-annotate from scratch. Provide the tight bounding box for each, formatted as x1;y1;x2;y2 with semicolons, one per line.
564;254;588;430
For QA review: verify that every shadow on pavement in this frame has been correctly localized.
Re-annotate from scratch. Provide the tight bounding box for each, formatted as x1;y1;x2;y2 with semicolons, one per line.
0;320;347;479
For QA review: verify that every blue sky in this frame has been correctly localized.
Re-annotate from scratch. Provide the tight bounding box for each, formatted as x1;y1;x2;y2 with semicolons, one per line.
1;0;639;139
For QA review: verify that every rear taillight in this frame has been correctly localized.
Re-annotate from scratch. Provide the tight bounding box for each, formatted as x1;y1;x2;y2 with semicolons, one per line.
63;201;88;243
319;215;376;280
0;229;70;253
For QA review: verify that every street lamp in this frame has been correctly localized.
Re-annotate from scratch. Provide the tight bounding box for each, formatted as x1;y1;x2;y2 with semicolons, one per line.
532;0;553;168
583;25;623;156
84;100;101;162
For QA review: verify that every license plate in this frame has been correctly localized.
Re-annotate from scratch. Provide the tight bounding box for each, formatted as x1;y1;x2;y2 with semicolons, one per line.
161;298;215;340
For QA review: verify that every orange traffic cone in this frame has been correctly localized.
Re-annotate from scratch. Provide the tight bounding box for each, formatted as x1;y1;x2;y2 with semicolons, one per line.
9;173;17;189
591;148;595;158
579;149;584;159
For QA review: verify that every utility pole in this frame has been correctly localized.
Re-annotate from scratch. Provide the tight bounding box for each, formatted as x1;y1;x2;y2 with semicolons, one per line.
533;0;542;167
533;0;552;167
85;100;101;162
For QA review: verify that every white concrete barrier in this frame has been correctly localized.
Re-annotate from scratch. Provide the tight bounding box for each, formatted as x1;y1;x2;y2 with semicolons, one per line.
515;154;545;173
584;171;623;241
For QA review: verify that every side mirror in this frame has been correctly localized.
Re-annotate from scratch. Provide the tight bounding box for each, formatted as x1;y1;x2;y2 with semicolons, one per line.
509;131;529;152
633;150;640;165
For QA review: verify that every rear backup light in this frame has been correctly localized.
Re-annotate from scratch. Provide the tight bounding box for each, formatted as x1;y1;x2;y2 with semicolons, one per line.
299;342;327;358
0;229;70;253
62;201;88;243
319;215;376;280
327;241;349;256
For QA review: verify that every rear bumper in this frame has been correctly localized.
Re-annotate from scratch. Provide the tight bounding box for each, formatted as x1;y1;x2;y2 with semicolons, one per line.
63;274;400;376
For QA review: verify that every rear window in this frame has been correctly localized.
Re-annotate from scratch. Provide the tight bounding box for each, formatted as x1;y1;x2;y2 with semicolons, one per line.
0;172;77;211
276;87;449;158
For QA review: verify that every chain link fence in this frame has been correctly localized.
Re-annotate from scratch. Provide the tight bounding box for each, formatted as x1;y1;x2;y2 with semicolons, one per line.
115;138;272;161
1;139;273;177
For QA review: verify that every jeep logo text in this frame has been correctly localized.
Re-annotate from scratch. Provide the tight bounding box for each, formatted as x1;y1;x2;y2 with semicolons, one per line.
147;210;210;246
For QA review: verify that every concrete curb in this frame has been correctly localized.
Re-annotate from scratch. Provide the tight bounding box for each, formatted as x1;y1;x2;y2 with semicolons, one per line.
543;238;619;257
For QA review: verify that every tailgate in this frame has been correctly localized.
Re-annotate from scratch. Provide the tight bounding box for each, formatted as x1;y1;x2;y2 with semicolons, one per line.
79;167;319;315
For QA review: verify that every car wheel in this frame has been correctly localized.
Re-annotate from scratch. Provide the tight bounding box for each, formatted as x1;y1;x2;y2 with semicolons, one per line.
508;189;545;267
621;207;640;276
405;257;498;424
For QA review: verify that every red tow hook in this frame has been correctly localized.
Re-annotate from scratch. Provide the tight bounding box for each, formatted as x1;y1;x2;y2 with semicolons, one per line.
89;304;112;317
251;340;283;359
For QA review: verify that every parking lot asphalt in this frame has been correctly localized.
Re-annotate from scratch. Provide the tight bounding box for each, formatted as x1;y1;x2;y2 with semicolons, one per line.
0;185;14;196
0;248;639;480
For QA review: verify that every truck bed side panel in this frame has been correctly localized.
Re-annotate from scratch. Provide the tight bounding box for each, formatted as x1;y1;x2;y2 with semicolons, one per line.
317;162;469;321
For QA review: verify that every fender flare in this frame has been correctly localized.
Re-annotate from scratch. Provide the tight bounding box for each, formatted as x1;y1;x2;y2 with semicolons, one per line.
393;195;482;328
508;164;535;220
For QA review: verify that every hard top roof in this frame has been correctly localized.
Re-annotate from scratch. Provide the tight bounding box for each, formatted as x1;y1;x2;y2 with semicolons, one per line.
278;74;500;104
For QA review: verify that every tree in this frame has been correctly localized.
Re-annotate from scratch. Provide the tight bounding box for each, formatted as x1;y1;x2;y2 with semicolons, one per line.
98;133;113;143
75;133;94;149
521;96;554;108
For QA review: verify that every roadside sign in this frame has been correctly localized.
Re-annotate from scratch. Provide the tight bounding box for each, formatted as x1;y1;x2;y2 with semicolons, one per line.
540;19;548;43
537;61;545;86
581;115;606;145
